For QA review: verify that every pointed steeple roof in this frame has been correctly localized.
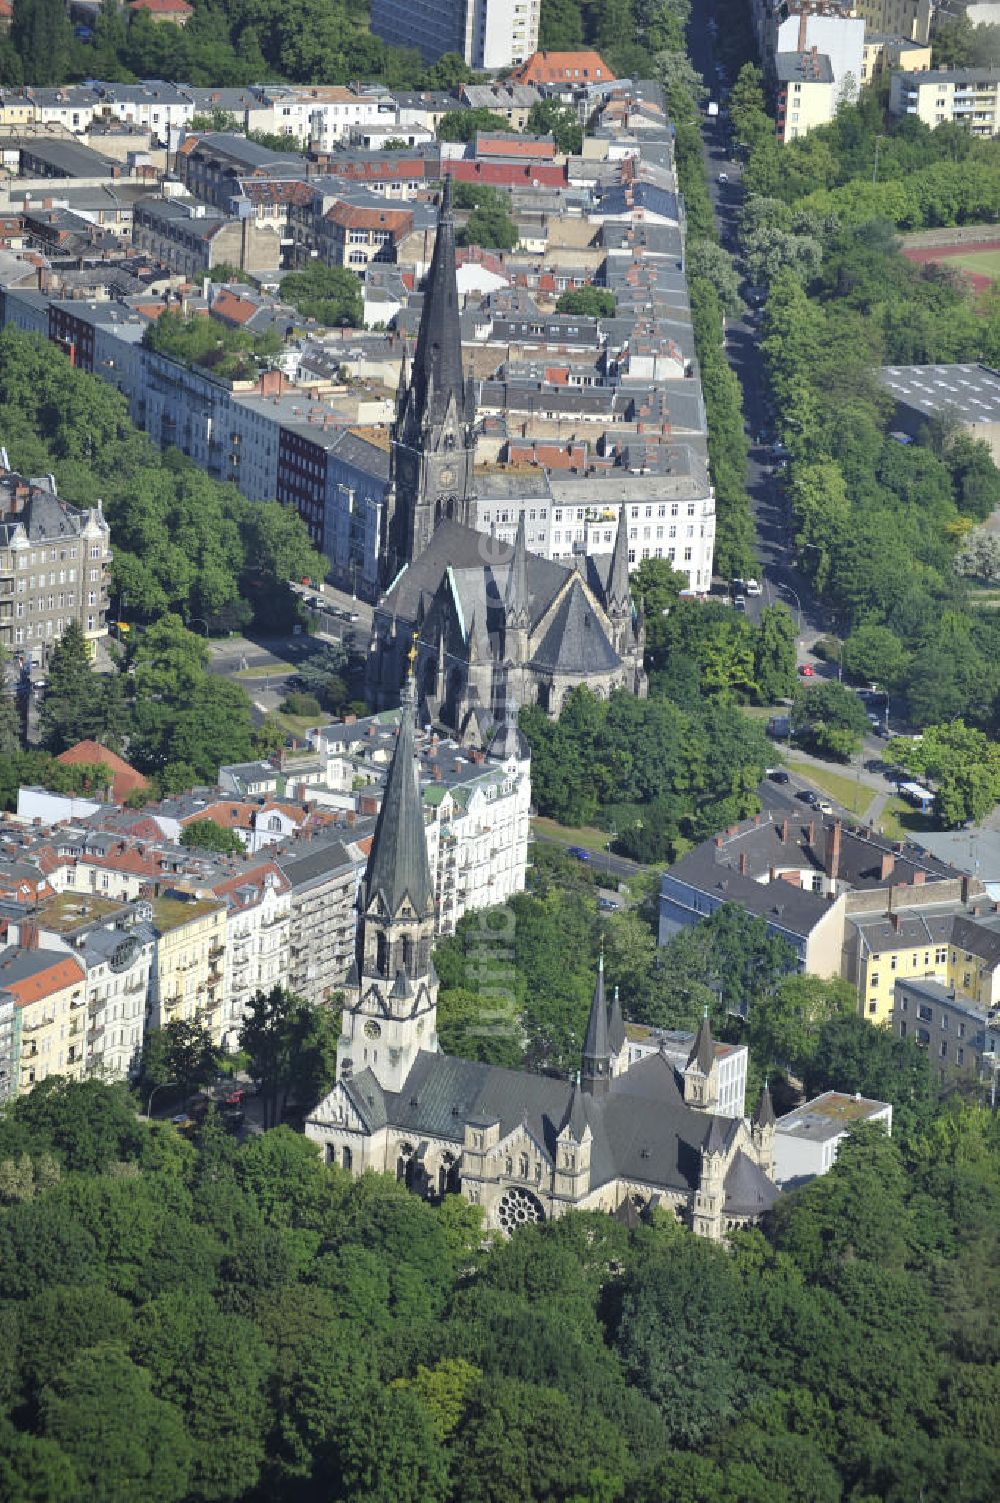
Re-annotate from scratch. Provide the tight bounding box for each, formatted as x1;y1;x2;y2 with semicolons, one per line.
408;175;469;431
582;951;611;1096
686;1007;714;1076
504;512;530;628
608;983;626;1056
363;675;435;920
559;1081;592;1142
606;505;631;616
753;1080;776;1129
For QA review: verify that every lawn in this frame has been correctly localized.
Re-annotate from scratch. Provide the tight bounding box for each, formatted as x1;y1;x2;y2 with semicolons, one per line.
877;796;938;844
789;760;874;816
532;816;613;855
950;247;1000;285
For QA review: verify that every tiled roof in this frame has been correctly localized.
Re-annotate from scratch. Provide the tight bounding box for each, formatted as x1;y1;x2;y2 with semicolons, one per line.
510;50;615;85
56;741;147;805
0;946;85;1005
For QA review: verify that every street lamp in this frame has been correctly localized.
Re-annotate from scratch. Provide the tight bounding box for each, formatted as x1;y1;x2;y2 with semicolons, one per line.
146;1079;178;1119
782;583;802;631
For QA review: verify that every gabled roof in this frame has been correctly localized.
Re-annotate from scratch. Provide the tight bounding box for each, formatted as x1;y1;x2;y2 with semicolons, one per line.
532;578;619;674
509;50;615;85
55;741;148;805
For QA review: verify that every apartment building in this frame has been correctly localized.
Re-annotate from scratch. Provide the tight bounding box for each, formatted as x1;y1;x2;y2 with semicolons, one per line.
0;470;111;667
148;893;227;1045
132;194;281;277
772;1092;893;1186
853;0;933;43
849;896;1000;1024
892;976;1000;1086
371;0;540;69
775;50;837;140
890;66;1000;134
861;33;932;85
0;946;87;1095
213;862;290;1050
277;836;361;1007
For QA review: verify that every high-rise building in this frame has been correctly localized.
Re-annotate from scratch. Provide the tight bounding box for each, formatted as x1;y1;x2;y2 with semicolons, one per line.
370;0;540;71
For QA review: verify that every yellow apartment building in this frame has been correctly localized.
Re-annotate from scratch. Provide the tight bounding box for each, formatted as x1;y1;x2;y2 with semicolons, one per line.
0;947;87;1094
861;34;932;86
890;66;1000;135
150;894;227;1046
854;0;934;44
850;907;1000;1025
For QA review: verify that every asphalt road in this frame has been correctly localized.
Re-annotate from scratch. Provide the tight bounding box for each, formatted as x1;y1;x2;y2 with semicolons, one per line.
691;10;829;649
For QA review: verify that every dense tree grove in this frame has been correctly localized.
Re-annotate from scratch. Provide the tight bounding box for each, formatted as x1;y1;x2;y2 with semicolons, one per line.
0;328;323;633
0;1068;995;1503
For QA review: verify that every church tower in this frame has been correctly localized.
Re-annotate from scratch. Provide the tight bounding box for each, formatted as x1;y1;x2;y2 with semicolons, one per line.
581;952;612;1098
338;668;439;1093
382;177;477;587
604;507;633;659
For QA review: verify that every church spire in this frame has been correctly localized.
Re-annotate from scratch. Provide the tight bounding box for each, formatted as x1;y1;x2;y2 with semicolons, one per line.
504;512;530;630
363;669;434;922
407;175;470;433
606;505;631;617
581;950;611;1097
753;1079;776;1129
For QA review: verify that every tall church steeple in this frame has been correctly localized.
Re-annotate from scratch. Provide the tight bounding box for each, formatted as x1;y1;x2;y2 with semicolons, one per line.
605;507;633;657
581;951;611;1098
382;176;477;585
338;666;439;1092
504;512;530;662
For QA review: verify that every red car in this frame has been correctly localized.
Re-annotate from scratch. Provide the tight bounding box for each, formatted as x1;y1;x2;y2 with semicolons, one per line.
799;664;815;677
222;1087;245;1106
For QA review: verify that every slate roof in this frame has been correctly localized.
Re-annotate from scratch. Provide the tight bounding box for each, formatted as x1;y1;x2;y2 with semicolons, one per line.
368;1044;731;1198
723;1150;779;1216
363;679;435;920
532;579;619;673
380;518;567;631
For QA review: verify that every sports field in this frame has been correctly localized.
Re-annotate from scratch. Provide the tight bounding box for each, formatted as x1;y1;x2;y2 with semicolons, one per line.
903;239;1000;296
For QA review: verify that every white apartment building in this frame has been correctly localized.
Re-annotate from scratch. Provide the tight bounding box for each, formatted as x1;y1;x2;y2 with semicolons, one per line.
215;863;291;1051
371;0;539;69
475;469;717;596
890;67;1000;134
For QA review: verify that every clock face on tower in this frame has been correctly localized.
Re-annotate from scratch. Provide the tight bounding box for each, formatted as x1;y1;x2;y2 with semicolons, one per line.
439;467;455;488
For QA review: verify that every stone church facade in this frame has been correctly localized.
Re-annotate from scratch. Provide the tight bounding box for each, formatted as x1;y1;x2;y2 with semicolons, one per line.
366;179;646;741
305;678;779;1241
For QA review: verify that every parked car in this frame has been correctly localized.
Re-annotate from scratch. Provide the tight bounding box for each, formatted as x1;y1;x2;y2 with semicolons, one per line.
170;1114;196;1132
222;1087;245;1106
746;578;762;596
796;789;819;806
598;897;620;912
567;846;592;862
718;171;729;183
767;769;790;784
816;799;834;815
734;595;747;611
799;663;815;677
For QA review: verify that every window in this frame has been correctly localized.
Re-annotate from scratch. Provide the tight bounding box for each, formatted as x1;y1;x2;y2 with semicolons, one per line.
935;947;947;964
868;1000;877;1014
917;1004;933;1022
871;973;879;988
940;1041;948;1058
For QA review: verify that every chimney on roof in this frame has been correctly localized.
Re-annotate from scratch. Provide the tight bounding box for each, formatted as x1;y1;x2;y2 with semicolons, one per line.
798;10;808;50
779;817;789;845
807;818;816;846
738;851;749;876
961;873;971;903
825;820;842;883
880;851;895;881
913;870;925;887
892;911;901;932
714;834;724;848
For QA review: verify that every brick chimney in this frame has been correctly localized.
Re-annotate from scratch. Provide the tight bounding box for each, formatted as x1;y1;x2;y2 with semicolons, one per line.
825;820;842;883
798;9;808;50
880;851;895;881
961;874;971;902
891;912;901;932
779;817;789;845
739;851;749;876
913;870;925;886
807;819;816;846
